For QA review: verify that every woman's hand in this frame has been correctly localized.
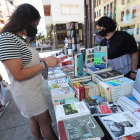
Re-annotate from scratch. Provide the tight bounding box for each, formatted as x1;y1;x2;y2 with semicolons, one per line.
45;57;60;68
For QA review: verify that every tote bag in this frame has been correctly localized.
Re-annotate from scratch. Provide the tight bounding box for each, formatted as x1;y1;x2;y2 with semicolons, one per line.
0;81;13;105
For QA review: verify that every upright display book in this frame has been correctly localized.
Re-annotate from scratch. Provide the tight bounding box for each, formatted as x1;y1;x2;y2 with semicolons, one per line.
132;69;140;103
74;53;83;77
94;46;108;69
99;111;140;139
85;48;94;67
96;70;124;81
56;102;90;121
58;115;104;140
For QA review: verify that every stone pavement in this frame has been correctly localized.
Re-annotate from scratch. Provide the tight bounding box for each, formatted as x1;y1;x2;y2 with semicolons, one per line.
0;46;85;140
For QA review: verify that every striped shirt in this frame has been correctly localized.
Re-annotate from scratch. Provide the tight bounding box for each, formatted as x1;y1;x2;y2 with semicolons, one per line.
0;32;32;66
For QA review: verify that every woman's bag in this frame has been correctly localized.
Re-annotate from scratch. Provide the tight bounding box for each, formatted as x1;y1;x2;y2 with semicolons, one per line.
0;81;13;105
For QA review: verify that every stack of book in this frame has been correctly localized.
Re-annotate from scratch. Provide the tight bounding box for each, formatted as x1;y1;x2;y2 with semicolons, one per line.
72;81;99;101
94;70;124;84
55;101;90;121
105;77;135;101
87;66;112;81
62;65;74;74
66;22;80;53
50;86;75;100
58;114;104;140
48;72;66;80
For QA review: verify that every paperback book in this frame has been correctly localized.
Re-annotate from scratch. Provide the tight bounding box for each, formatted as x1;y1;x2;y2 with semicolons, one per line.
99;111;140;139
94;46;108;69
58;114;104;140
85;48;94;67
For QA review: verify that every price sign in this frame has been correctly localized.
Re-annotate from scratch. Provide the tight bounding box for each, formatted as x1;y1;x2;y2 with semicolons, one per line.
110;80;122;84
94;58;101;65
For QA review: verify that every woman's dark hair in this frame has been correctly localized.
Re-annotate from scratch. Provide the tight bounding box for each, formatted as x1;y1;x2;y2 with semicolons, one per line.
1;3;41;33
96;16;117;33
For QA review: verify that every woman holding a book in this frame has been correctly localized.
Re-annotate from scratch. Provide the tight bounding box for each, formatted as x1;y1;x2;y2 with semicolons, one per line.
96;16;138;80
0;4;59;140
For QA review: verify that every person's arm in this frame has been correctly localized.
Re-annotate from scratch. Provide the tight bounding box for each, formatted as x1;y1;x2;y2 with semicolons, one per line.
4;57;59;81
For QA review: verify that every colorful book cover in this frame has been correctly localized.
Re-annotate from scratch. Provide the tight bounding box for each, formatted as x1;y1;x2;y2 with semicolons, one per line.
74;53;83;77
113;135;134;140
90;95;105;103
85;48;94;67
94;46;107;69
58;115;104;140
97;70;123;80
105;77;134;87
60;98;79;104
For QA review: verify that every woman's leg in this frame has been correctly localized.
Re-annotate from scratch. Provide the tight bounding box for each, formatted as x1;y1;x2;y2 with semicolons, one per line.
35;110;58;140
29;117;43;140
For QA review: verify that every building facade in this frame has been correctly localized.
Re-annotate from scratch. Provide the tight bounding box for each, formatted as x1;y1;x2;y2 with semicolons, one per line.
95;0;140;42
42;0;84;48
0;0;20;32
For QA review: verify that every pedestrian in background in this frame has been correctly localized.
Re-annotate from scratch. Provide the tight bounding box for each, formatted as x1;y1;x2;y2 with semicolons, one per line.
0;4;59;140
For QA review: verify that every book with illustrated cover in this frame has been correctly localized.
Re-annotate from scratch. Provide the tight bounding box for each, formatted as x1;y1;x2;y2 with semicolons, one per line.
94;46;108;69
85;48;94;67
50;83;69;89
58;115;104;140
60;97;79;104
113;135;134;140
62;65;74;73
98;82;111;102
48;78;68;89
90;95;106;103
83;98;125;115
99;111;140;139
96;70;124;81
132;69;140;103
56;102;90;121
74;53;83;77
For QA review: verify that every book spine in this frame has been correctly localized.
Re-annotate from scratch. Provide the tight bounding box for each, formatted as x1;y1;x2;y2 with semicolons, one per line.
58;121;67;140
79;87;85;101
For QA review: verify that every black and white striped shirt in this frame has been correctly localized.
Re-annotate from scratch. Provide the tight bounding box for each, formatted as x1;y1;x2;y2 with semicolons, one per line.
0;32;32;66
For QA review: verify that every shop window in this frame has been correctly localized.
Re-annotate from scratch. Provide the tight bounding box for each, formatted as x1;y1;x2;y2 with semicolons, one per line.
137;23;140;34
61;5;79;15
122;0;125;5
132;9;136;19
110;3;113;18
121;11;124;21
126;9;130;20
44;5;51;16
127;0;131;3
99;9;101;17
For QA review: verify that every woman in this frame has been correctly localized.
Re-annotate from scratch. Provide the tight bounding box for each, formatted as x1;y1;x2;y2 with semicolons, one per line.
0;4;59;140
96;16;138;80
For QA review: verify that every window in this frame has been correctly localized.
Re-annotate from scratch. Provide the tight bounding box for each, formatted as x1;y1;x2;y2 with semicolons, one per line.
104;6;106;16
110;3;113;18
127;0;131;3
122;0;125;5
44;5;51;16
121;11;124;21
126;9;130;20
61;5;79;15
137;23;140;34
132;9;136;18
99;9;101;17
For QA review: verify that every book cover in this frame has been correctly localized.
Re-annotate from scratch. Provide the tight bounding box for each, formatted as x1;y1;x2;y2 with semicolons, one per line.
97;70;124;81
98;82;111;101
105;77;134;87
94;46;107;69
51;87;75;96
132;69;140;103
49;73;66;80
50;83;69;89
100;111;140;139
85;48;94;67
74;53;83;77
56;102;90;120
60;97;79;104
58;115;104;140
90;95;105;103
113;135;134;140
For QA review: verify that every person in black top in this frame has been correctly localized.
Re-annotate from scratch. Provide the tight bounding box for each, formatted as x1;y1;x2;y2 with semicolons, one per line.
96;16;138;80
